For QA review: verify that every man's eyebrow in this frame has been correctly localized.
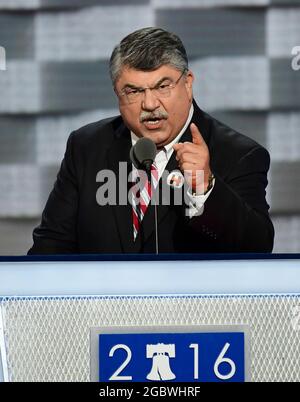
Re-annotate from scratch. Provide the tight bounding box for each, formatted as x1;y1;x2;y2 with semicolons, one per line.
122;76;173;91
154;76;173;86
122;83;142;90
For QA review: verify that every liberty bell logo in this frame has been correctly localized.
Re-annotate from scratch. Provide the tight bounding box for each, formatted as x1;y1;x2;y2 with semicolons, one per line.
146;343;176;381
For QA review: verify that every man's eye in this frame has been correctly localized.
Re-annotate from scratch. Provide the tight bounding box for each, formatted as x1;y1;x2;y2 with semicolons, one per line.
159;83;170;89
126;88;139;95
156;82;172;92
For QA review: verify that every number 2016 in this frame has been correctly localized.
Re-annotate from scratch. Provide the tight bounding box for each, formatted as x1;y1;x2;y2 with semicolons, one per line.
107;342;237;381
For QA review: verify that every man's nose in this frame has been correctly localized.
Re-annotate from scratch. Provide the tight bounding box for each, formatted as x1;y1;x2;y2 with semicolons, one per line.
142;88;160;111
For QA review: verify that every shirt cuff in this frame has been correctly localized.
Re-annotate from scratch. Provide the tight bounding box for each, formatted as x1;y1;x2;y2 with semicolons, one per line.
186;178;215;218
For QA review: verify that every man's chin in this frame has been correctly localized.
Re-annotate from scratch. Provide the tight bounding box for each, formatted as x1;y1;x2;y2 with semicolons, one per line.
142;131;170;147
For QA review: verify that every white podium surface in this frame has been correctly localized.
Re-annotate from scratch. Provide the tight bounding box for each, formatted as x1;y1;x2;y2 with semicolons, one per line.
0;257;300;382
0;257;300;296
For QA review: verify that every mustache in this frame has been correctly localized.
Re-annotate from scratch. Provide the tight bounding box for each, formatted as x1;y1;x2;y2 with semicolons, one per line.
140;110;169;123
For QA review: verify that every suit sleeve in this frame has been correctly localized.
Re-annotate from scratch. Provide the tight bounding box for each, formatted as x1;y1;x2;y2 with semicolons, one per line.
187;146;274;252
28;131;80;254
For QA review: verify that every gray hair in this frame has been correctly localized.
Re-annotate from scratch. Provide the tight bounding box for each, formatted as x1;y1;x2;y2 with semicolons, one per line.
109;27;189;86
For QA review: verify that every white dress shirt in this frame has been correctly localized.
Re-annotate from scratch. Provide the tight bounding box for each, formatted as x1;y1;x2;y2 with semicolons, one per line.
131;104;215;217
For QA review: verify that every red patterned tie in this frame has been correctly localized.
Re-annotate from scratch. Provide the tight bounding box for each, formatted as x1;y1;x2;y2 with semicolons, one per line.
132;163;159;240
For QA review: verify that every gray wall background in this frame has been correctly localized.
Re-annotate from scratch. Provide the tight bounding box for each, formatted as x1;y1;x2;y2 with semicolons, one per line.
0;0;299;255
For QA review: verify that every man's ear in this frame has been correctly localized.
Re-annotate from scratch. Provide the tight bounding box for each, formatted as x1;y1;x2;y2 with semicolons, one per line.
185;70;194;100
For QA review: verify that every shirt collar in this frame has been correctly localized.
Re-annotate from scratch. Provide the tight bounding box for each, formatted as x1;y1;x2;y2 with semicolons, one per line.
130;103;194;158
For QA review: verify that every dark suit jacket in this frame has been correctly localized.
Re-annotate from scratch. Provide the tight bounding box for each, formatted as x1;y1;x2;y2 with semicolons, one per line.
28;102;274;254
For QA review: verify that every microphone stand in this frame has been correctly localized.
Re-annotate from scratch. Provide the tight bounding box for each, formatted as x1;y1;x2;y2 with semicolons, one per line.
153;185;159;255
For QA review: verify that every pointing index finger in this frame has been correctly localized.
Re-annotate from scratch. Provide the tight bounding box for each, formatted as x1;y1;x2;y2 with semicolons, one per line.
190;123;205;146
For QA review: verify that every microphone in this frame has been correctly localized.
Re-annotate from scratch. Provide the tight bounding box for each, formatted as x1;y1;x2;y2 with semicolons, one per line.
130;137;157;178
130;138;159;254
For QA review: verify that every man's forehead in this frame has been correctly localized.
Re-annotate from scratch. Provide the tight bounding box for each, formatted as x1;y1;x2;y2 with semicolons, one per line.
116;65;180;87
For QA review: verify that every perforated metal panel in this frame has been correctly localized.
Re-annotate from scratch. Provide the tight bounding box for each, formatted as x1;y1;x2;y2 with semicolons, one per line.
1;294;300;382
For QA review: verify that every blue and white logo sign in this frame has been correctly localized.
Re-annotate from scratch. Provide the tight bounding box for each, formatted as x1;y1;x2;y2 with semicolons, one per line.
90;326;249;382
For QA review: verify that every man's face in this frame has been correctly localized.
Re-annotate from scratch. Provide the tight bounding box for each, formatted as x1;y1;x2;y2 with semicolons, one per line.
115;65;194;149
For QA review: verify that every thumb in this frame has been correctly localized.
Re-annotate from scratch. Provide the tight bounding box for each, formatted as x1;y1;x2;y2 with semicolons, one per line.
173;142;184;152
190;123;204;145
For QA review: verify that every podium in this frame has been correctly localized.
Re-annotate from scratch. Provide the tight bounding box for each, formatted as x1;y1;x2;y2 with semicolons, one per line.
1;254;300;382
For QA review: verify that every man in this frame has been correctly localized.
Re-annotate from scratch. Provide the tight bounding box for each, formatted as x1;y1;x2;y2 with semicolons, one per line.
28;27;274;254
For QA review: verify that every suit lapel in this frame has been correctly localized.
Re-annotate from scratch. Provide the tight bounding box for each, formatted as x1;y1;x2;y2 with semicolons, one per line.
106;121;138;253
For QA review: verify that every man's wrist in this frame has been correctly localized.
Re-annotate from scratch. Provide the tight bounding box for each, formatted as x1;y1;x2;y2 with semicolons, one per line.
204;172;215;194
192;172;215;196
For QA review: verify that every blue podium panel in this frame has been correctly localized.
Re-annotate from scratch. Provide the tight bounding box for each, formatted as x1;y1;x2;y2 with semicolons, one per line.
91;326;248;383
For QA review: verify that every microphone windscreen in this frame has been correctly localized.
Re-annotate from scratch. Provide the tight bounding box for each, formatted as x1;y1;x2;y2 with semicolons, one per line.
130;138;157;170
